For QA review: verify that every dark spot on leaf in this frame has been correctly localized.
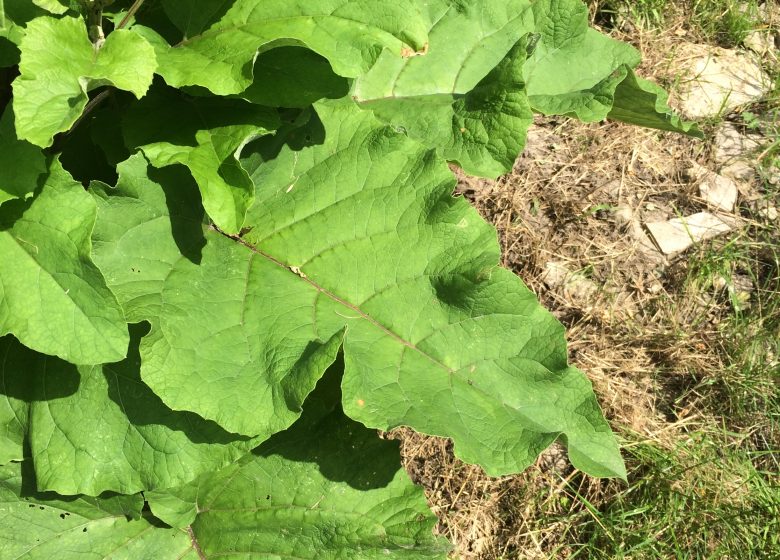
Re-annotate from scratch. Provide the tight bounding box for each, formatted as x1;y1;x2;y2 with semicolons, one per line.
60;513;66;519
28;504;35;508
39;506;44;510
82;528;87;532
266;495;271;500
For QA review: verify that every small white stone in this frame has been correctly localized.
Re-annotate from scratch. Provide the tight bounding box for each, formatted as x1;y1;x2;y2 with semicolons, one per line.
646;212;734;254
698;174;739;212
744;30;776;55
758;203;779;221
713;123;764;181
542;262;570;288
542;262;599;305
674;43;772;119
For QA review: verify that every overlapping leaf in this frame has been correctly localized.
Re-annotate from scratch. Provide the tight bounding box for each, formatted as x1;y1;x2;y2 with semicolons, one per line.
354;0;534;177
1;370;446;559
135;0;430;95
146;367;449;558
0;462;195;560
241;46;350;108
123;84;280;233
358;39;533;178
523;0;640;120
0;327;263;496
94;103;625;478
12;16;156;147
0;103;46;206
0;159;128;365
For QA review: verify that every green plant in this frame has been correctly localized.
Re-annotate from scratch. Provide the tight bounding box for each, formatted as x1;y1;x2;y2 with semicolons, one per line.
689;0;763;47
0;0;700;556
591;0;669;29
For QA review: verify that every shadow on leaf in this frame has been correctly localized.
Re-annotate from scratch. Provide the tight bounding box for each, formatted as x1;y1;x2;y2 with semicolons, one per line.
104;323;250;445
255;358;402;490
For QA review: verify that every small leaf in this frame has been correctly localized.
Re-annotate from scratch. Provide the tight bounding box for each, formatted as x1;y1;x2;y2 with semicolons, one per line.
123;85;280;234
147;366;450;558
31;0;69;15
0;103;46;207
12;16;156;147
0;159;128;365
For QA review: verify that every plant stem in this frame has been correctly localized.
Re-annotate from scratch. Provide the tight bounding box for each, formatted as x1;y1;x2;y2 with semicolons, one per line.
58;0;145;145
117;0;146;30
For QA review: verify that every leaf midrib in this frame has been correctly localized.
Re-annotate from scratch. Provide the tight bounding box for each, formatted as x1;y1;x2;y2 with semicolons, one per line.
223;231;453;373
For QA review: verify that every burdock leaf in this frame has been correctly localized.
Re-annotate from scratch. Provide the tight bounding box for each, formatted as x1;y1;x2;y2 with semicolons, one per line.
0;328;265;496
12;16;156;147
0;159;128;365
136;0;429;95
146;366;449;558
93;104;625;478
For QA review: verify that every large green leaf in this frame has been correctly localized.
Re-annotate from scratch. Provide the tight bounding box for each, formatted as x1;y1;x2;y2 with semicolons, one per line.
94;104;625;478
92;153;344;442
353;0;534;177
0;327;266;496
0;462;196;560
12;16;156;147
523;0;640;121
146;366;449;558
123;84;280;234
0;159;128;365
0;102;46;206
135;0;430;95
